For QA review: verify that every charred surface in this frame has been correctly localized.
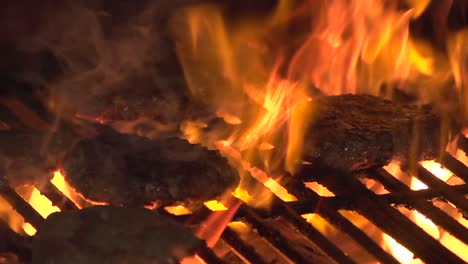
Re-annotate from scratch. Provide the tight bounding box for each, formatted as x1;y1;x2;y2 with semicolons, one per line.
32;206;202;264
62;127;239;206
301;94;446;172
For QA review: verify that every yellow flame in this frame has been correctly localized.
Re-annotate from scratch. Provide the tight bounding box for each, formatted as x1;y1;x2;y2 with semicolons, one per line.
173;5;468;261
448;29;468;120
382;234;419;264
23;223;37;236
204;200;227;211
0;195;25;233
24;188;60;218
164;205;192;216
173;0;468;183
50;171;82;208
51;170;107;208
302;213;336;237
19;187;60;236
405;0;432;19
173;3;313;178
304;182;335;197
420;160;453;182
382;159;468;261
455;149;468;167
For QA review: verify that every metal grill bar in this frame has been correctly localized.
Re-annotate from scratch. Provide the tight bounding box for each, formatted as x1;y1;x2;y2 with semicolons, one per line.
440;152;468;182
458;135;468;153
197;245;225;264
0;220;31;263
308;169;466;264
35;181;78;211
277;203;356;264
0;184;44;228
370;169;468;244
287;184;468;214
221;227;269;264
240;204;340;264
285;177;400;264
415;165;468;215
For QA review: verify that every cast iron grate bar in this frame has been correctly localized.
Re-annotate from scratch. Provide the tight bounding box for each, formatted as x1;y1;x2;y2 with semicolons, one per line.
36;181;78;211
439;152;468;182
247;175;355;263
458;135;468;153
368;169;468;244
196;244;226;264
221;227;269;264
288;184;468;212
0;220;32;263
415;165;468;215
0;184;44;228
239;204;340;264
308;169;466;264
284;177;400;264
277;202;356;264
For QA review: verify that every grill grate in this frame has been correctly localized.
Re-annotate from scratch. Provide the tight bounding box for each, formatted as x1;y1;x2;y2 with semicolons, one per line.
1;136;468;264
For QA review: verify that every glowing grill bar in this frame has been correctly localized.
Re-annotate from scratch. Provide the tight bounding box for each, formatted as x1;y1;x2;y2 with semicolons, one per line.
283;177;400;264
304;167;467;263
0;184;44;228
34;181;78;211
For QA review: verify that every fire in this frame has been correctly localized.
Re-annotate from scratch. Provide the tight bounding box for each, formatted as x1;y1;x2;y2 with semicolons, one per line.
204;200;227;211
172;2;468;259
3;0;466;260
196;197;241;248
455;149;468;167
50;171;84;208
382;235;418;264
18;187;60;236
51;170;107;208
380;158;468;262
164;205;192;216
0;196;25;233
173;3;314;177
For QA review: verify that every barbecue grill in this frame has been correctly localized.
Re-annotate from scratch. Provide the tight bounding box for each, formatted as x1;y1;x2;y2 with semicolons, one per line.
2;0;468;263
1;134;467;263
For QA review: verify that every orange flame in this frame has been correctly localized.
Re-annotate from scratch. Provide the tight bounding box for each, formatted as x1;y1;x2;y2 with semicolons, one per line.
51;170;107;208
19;187;60;236
381;159;468;262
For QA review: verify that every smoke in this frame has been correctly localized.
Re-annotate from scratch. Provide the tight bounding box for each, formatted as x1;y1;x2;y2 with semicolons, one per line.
27;0;195;124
